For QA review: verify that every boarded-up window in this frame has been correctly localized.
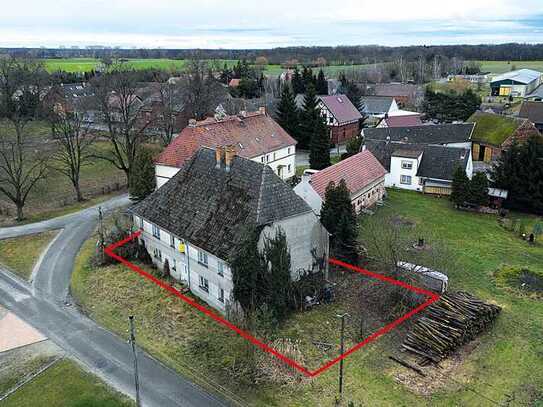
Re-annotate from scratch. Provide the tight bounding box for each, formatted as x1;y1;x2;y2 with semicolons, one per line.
484;147;492;162
472;143;480;160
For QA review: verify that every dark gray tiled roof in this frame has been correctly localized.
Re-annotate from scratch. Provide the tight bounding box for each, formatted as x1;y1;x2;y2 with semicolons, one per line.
360;96;395;115
363;123;474;145
132;147;311;260
365;140;470;181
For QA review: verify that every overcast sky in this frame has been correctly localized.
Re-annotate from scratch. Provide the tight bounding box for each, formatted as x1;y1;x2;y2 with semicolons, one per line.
1;0;543;49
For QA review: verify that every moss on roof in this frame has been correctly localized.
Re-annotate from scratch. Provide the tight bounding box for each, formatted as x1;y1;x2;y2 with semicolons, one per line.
467;112;523;146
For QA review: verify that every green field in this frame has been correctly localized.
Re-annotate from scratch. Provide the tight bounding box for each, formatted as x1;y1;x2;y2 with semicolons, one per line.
2;359;133;407
43;57;374;77
473;60;543;74
70;189;543;406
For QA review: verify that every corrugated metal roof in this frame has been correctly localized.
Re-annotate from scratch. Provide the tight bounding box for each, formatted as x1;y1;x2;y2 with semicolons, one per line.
491;69;542;85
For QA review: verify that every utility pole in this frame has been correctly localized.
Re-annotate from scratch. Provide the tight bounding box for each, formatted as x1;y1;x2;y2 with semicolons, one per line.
129;315;142;407
98;206;105;263
336;312;350;399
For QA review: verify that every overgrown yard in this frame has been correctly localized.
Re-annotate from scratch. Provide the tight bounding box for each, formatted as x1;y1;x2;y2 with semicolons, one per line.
0;230;59;280
2;358;133;407
71;190;543;406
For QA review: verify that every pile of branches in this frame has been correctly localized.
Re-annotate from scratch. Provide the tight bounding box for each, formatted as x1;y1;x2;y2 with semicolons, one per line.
402;291;501;364
255;338;308;386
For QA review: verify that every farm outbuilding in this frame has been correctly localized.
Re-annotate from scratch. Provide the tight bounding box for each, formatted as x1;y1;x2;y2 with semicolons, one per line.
490;69;543;97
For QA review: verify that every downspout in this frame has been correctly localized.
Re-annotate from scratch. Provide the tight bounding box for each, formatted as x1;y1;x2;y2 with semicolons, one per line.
185;242;191;288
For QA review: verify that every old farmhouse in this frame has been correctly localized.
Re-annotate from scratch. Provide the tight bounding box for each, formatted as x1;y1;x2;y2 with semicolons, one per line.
317;94;363;144
131;147;329;313
467;112;541;162
154;108;297;187
294;149;386;215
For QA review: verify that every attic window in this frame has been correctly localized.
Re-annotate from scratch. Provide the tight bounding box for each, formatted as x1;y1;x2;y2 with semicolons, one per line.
238;143;244;149
337;97;343;103
271;133;276;138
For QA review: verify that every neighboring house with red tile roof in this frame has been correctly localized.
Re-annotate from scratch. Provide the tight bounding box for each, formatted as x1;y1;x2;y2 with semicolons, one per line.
294;149;386;214
317;94;363;144
376;114;423;128
154;108;297;187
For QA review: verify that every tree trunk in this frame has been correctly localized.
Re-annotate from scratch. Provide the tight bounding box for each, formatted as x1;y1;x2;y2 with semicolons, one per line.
74;182;84;202
16;204;24;222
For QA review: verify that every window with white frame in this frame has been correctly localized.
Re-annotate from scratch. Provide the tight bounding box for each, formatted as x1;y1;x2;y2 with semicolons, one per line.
273;152;276;160
217;261;224;277
170;234;175;248
261;156;264;163
199;276;209;293
152;224;160;239
401;160;413;170
172;258;177;271
218;288;224;303
400;175;412;185
287;147;291;155
153;248;162;261
198;250;208;266
287;164;291;173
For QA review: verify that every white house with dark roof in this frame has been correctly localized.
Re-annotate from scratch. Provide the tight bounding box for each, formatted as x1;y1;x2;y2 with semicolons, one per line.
154;108;297;187
365;140;473;195
131;146;329;313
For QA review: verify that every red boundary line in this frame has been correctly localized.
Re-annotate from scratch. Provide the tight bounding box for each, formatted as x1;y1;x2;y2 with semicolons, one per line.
105;231;440;378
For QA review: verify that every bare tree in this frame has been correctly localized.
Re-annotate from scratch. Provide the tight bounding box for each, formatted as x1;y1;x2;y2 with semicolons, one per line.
0;56;49;221
89;66;153;183
48;105;97;202
154;81;185;146
182;60;226;121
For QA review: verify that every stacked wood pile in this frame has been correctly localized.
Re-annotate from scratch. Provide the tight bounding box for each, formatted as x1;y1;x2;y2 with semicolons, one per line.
402;291;501;364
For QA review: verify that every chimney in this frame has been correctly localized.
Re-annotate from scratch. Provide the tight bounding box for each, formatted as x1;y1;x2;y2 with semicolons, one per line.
361;144;367;152
258;106;266;115
225;145;236;172
188;119;197;127
215;147;224;169
238;110;247;118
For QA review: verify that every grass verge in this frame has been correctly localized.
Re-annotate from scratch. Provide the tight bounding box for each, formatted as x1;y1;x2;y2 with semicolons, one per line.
2;359;133;407
0;230;60;280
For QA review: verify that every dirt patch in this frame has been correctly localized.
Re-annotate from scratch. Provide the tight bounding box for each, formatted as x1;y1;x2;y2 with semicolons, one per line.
495;266;543;298
390;215;416;228
389;338;482;396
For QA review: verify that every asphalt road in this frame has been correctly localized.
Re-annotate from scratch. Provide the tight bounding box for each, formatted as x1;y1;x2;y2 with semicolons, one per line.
0;195;233;407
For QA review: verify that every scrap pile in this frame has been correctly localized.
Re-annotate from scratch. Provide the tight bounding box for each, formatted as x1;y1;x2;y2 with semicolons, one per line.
402;291;501;364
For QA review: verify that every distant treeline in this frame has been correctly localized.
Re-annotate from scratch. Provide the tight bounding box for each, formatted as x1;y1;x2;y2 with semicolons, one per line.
2;43;543;64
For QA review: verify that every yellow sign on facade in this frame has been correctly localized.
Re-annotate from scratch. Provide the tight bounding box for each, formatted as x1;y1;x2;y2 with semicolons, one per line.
179;243;186;253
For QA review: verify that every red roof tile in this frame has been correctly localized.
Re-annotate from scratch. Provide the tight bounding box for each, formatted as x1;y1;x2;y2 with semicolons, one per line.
383;114;423;127
319;94;362;124
155;111;297;168
309;149;386;199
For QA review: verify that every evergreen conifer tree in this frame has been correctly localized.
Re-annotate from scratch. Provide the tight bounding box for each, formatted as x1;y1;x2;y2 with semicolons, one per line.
316;69;328;95
276;85;300;142
291;66;304;95
470;172;489;206
301;85;330;168
320;180;358;262
450;166;470;207
129;147;156;201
